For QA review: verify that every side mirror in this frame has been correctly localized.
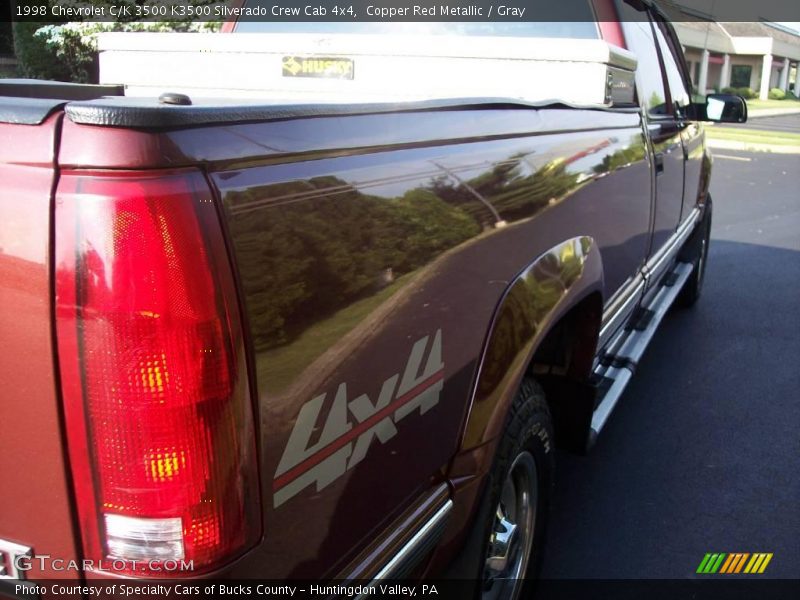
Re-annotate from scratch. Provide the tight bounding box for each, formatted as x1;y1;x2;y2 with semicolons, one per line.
695;94;748;123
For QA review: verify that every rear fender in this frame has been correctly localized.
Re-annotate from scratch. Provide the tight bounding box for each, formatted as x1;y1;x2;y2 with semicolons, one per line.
458;236;603;455
429;236;603;576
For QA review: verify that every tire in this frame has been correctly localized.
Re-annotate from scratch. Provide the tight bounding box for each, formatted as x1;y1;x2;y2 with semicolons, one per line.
479;378;555;600
676;198;713;308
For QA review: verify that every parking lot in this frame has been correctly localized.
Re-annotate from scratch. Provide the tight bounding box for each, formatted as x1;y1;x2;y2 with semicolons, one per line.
725;112;800;134
540;149;800;580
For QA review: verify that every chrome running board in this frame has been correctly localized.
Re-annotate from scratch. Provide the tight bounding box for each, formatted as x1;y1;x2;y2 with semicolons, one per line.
588;261;694;447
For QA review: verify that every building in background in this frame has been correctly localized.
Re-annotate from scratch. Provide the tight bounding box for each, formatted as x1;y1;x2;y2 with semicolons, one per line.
674;21;800;99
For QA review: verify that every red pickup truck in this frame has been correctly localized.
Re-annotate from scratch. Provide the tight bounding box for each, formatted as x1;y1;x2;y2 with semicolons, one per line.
0;2;745;598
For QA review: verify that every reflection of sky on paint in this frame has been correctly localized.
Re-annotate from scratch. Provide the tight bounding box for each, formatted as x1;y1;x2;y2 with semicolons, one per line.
353;142;546;198
355;134;623;198
565;140;626;174
225;129;639;211
304;139;540;199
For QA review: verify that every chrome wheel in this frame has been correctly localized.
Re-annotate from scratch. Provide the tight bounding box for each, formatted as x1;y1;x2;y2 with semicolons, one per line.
483;451;538;600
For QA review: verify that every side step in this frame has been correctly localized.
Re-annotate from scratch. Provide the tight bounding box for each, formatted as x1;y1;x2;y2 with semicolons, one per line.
587;261;693;448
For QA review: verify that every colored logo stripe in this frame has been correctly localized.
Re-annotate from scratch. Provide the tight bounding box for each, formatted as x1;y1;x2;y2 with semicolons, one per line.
697;553;726;573
744;553;773;574
720;553;749;573
697;552;773;574
719;554;736;573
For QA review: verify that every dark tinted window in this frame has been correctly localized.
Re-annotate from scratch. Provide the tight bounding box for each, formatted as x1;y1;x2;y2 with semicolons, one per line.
731;65;752;88
618;1;669;116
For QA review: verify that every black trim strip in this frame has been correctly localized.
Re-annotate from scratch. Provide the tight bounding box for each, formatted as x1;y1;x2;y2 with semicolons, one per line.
0;79;124;125
0;97;66;125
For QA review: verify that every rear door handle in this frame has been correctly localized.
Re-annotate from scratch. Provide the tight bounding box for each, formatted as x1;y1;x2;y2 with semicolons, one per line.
654;152;665;175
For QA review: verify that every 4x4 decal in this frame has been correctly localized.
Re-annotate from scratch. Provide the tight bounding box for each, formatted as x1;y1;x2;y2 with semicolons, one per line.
273;330;444;507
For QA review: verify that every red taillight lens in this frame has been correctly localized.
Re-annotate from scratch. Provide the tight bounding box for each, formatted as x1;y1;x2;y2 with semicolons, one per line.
55;170;260;576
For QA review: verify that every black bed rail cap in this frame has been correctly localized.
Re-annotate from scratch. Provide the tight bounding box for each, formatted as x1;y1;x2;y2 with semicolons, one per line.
63;96;639;129
0;96;68;125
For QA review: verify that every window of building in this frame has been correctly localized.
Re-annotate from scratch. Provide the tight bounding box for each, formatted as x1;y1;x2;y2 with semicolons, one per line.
731;65;752;88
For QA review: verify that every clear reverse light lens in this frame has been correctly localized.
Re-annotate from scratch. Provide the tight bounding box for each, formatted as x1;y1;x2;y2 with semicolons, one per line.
105;514;185;561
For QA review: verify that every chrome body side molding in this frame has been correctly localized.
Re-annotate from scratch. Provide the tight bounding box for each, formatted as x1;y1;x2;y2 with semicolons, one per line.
599;275;645;350
370;500;453;583
599;207;701;350
643;207;701;290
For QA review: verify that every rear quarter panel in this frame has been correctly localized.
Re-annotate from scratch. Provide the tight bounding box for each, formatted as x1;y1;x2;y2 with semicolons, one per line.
197;108;652;577
0;114;82;580
55;106;653;578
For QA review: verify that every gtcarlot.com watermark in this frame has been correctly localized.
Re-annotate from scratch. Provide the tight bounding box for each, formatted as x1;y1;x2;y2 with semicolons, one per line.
14;554;194;574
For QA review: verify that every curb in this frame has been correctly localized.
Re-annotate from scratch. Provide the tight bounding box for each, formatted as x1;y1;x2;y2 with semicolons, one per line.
706;138;800;154
748;108;800;118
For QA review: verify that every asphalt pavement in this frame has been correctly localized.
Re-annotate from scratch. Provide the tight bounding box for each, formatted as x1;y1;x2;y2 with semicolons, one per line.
723;112;800;134
538;150;800;581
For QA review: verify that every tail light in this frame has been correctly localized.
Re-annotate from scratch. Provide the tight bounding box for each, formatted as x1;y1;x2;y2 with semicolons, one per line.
54;170;260;576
